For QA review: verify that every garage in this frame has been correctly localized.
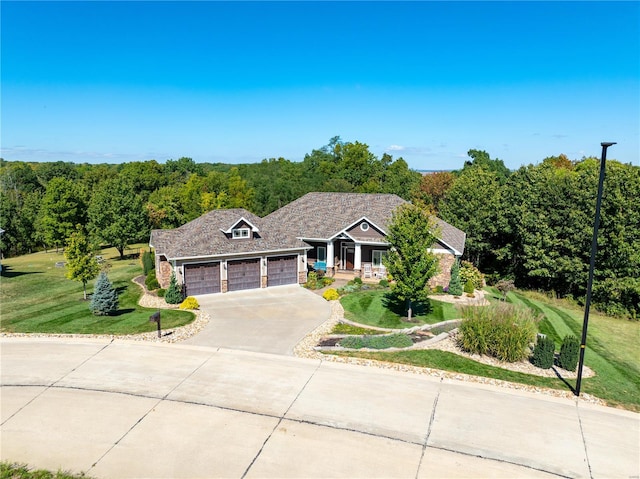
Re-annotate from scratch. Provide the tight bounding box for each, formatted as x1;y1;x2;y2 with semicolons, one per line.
267;255;298;287
227;258;261;292
184;262;221;296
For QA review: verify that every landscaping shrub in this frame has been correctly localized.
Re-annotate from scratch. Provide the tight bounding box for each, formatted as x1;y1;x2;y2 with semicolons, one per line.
304;271;320;290
531;335;555;369
558;334;580;371
322;288;340;301
448;260;463;296
464;279;475;295
432;285;444;294
164;272;184;305
495;279;515;300
337;284;359;295
339;333;412;350
379;279;389;288
352;277;363;285
460;261;484;289
458;303;539;362
90;272;119;316
145;269;160;290
157;288;166;297
141;250;154;276
179;296;199;310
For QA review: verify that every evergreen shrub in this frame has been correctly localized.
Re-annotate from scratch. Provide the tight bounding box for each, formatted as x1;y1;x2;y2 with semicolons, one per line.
165;272;184;305
448;260;463;296
558;335;580;371
464;279;475;295
142;250;154;276
531;335;555;369
157;288;166;297
379;279;389;288
90;272;119;316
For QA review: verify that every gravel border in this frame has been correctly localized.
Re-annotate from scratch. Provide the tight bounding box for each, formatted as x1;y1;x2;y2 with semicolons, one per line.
293;300;605;406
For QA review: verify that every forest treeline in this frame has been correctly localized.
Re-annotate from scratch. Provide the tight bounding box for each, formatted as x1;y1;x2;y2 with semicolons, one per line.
1;137;638;318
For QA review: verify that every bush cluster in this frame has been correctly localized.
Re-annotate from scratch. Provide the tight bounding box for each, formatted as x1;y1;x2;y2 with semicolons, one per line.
460;261;484;289
322;288;340;301
145;270;160;290
304;271;334;290
531;335;555;369
339;333;413;350
558;335;579;371
458;303;539;362
179;296;199;310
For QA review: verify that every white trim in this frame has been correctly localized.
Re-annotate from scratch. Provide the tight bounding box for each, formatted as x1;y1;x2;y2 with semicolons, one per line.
232;227;250;239
317;246;327;262
221;216;260;234
342;216;387;236
168;247;309;262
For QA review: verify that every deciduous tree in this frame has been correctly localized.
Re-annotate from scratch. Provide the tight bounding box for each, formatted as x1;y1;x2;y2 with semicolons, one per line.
383;204;440;321
64;225;100;300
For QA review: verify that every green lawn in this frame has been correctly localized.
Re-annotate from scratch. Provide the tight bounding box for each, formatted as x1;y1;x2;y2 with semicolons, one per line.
1;246;194;335
340;290;460;328
334;288;640;411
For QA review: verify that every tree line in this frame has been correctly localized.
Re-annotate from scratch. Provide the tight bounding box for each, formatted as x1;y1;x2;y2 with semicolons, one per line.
1;139;638;318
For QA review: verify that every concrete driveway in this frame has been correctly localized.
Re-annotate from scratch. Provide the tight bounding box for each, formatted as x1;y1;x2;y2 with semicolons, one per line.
2;339;639;479
182;284;331;355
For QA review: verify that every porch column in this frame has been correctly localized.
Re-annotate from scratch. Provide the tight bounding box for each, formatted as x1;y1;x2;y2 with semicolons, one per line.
354;243;362;271
326;241;334;268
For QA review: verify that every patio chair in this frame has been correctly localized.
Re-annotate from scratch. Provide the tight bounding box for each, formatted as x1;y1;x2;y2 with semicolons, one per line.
363;263;372;278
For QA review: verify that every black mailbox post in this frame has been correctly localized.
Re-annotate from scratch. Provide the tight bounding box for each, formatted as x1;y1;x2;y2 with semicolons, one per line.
149;311;161;338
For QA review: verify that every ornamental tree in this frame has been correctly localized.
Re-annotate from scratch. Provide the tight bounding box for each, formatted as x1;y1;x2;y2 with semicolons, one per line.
64;225;100;300
383;203;439;321
90;271;119;315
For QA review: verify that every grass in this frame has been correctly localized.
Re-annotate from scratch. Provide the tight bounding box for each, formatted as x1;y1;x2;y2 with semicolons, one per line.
340;290;459;329
0;461;91;479
333;288;640;411
0;245;194;335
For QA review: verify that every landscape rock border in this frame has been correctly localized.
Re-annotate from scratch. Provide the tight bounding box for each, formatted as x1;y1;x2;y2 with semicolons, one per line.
293;300;604;406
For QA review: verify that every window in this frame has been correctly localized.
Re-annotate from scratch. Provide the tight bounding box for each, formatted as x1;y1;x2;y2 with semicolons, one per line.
360;222;369;232
232;228;250;239
317;246;327;262
372;250;386;267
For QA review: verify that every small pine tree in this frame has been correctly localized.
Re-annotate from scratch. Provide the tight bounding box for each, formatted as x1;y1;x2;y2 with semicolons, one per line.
558;334;580;371
142;250;154;276
531;335;555;369
464;279;475;295
90;271;119;315
164;272;183;304
448;260;463;296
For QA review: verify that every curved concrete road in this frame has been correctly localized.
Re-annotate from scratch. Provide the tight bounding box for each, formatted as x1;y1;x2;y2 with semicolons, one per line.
1;339;639;479
183;285;331;355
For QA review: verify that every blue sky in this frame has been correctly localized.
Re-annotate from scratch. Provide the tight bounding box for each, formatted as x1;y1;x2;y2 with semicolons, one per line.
2;1;638;171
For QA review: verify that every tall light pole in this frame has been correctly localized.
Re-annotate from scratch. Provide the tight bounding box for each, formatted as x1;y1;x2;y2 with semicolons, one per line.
575;141;616;396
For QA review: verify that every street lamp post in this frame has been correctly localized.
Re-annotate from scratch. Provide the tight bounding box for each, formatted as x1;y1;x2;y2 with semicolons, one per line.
575;142;616;396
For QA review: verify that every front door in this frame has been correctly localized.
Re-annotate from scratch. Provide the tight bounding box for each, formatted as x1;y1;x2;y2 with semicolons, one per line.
341;244;355;270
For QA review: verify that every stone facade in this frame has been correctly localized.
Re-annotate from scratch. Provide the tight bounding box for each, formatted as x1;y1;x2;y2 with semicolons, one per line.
428;253;456;290
261;275;268;288
157;257;173;289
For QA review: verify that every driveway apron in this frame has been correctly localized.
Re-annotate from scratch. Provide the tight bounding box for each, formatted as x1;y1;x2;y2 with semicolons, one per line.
182;284;331;355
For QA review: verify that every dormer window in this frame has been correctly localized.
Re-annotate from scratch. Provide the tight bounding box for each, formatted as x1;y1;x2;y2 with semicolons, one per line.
232;228;250;239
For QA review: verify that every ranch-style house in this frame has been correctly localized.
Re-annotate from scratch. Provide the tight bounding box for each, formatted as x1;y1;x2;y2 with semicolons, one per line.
149;192;466;296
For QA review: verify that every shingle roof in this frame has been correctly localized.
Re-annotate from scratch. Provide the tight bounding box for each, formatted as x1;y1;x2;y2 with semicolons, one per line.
150;193;466;260
150;208;308;260
264;192;406;240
